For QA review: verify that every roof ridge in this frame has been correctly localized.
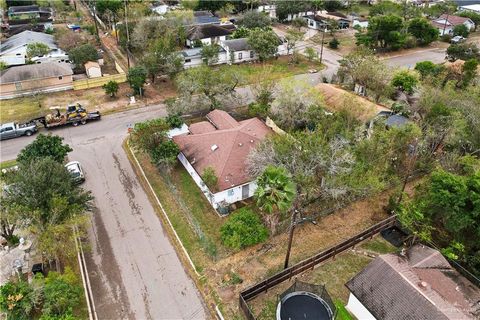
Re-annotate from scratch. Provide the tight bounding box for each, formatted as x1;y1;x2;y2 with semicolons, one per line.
217;130;240;183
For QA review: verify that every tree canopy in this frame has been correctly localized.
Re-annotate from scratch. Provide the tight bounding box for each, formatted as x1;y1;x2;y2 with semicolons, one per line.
247;28;279;61
17;134;72;165
68;44;98;69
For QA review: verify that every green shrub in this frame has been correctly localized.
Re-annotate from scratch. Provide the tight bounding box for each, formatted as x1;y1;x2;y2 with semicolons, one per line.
220;208;268;249
248;102;270;118
329;38;340;49
166;114;183;129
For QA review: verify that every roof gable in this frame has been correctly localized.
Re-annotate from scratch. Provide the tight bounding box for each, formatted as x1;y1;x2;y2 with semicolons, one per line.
187;24;235;40
0;62;73;84
435;14;474;26
173;112;272;191
0;30;57;55
346;245;480;320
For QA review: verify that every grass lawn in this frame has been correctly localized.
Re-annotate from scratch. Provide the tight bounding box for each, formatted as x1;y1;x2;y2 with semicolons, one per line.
249;236;397;319
0;159;17;171
131;147;229;271
215;55;323;86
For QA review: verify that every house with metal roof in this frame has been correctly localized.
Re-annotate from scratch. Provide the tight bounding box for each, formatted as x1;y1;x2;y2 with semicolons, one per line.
432;14;475;36
0;62;73;99
7;5;53;27
173;110;274;212
0;30;69;66
345;244;480;320
192;11;220;25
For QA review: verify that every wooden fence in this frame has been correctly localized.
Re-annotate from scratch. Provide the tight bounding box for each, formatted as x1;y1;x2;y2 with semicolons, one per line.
73;62;126;90
239;215;398;319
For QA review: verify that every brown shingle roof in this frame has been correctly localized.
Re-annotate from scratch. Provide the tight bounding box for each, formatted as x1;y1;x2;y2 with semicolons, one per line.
189;121;216;134
173;111;272;191
206;109;240;130
346;245;480;320
435;14;473;26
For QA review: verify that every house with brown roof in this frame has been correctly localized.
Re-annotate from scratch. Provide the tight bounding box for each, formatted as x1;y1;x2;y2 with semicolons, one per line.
173;110;273;212
432;14;475;36
345;244;480;320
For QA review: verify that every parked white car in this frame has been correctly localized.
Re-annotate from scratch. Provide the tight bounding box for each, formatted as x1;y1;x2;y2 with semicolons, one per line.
450;36;466;44
65;161;85;183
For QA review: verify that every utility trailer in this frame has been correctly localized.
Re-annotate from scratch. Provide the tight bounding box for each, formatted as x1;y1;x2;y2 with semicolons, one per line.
32;104;101;129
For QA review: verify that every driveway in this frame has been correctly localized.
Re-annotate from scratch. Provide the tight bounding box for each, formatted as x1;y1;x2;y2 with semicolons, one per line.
0;105;207;319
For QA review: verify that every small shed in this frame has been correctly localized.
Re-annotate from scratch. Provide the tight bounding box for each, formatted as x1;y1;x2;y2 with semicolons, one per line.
85;61;102;78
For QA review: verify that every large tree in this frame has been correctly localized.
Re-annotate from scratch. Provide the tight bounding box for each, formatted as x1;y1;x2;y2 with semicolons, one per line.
127;66;147;96
68;44;99;69
356;14;405;50
141;36;183;83
247;28;279;61
398;167;480;276
17;134;72;165
173;66;241;112
254;165;296;234
407;18;439;46
238;10;271;29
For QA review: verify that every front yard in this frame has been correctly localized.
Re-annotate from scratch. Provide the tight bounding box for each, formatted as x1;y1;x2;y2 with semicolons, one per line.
127;140;414;318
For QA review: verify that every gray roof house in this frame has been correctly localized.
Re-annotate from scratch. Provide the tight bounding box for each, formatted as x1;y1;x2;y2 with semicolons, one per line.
185;24;236;48
193;11;220;25
0;30;68;66
345;244;480;320
0;62;73;99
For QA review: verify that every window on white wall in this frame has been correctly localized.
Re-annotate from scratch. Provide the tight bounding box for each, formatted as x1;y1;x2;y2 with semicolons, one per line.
228;189;234;197
238;52;243;60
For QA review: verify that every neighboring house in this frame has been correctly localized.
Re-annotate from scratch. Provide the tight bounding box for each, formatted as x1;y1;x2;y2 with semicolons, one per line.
7;5;53;26
85;61;102;78
346;244;480;320
220;38;257;64
220;37;287;64
352;17;369;28
151;4;169;15
193;11;220;25
0;30;69;66
186;24;236;48
257;5;277;19
432;14;475;36
459;4;480;14
316;83;391;123
0;62;73;99
173;110;273;211
305;12;350;30
180;47;227;68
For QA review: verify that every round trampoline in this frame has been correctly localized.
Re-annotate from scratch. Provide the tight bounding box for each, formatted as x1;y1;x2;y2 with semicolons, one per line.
276;291;334;320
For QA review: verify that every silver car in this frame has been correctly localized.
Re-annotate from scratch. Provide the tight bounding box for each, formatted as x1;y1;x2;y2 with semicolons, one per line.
65;161;85;183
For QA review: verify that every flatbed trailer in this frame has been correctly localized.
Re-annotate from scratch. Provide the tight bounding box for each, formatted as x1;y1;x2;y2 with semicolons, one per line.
32;108;101;129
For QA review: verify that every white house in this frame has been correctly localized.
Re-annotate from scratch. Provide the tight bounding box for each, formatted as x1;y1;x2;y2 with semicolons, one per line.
352;17;369;29
346;244;480;320
431;14;475;36
180;47;227;68
257;5;277;19
85;61;102;78
219;37;288;65
0;30;69;66
185;23;236;48
173;110;273;212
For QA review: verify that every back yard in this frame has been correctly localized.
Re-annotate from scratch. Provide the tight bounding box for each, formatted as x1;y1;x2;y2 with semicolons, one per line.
128;141;415;318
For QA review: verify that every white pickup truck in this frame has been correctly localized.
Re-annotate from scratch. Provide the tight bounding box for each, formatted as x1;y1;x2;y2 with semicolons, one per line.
0;122;37;140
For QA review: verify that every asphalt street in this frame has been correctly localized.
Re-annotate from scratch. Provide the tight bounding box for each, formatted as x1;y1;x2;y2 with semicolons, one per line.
0;105;207;320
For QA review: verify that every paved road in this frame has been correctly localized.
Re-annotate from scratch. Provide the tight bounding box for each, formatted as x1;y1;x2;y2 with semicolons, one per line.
0;105;207;320
384;48;447;69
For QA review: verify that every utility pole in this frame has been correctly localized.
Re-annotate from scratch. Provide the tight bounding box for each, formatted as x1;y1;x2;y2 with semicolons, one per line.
319;27;327;64
442;13;449;37
124;0;130;69
284;207;299;269
92;0;100;41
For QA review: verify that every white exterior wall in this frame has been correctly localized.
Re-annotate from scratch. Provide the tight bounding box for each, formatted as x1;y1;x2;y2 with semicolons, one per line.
183;51;227;68
86;66;102;78
177;152;257;210
346;293;377;320
257;5;276;19
353;19;369;28
186;35;228;48
1;47;68;66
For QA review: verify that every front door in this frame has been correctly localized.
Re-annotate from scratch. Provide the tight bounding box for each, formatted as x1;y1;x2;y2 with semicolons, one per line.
241;184;249;199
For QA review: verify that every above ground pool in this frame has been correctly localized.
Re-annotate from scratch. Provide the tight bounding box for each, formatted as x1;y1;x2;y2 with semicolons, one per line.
277;291;334;320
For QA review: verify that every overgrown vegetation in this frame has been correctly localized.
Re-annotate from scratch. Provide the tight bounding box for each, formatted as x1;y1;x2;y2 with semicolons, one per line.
220;208;268;249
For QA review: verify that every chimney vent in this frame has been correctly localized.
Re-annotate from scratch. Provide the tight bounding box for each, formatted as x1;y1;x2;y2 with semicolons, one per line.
211;144;218;151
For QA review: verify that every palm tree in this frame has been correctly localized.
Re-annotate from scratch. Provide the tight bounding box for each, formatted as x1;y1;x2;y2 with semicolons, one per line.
254;166;296;234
